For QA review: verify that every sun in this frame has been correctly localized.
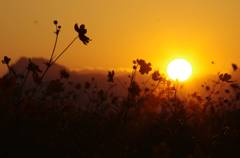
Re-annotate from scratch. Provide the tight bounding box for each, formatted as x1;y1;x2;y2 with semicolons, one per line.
167;58;192;82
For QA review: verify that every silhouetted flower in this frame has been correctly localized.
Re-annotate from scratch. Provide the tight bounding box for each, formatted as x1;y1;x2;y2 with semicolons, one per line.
60;69;70;79
27;59;42;84
128;81;141;97
107;70;115;82
1;56;11;65
53;20;61;35
136;59;152;75
152;70;161;81
219;73;232;82
27;59;42;73
232;63;238;71
74;24;90;45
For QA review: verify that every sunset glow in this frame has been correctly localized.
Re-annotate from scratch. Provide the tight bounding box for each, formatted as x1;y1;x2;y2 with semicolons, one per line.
2;1;240;157
1;1;240;76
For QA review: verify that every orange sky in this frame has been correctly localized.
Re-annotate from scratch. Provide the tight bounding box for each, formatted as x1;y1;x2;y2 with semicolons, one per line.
1;0;240;77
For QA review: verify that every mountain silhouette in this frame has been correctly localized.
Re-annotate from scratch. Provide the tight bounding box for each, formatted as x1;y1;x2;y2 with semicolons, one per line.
10;57;129;97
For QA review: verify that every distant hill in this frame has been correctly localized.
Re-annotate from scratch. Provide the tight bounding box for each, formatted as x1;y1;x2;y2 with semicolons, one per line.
12;57;129;79
9;57;130;96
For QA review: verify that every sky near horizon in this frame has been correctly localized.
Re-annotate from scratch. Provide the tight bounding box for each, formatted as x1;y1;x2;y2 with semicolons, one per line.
1;0;240;78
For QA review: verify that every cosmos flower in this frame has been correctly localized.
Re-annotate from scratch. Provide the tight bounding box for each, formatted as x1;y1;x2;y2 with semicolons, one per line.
27;59;42;84
60;69;70;79
219;73;232;82
152;70;161;81
74;24;91;45
1;56;11;65
136;59;152;75
232;63;238;71
27;59;42;73
53;20;61;35
107;70;115;82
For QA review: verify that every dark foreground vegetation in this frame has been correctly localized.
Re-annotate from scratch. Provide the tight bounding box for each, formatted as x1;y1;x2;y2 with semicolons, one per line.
1;21;240;158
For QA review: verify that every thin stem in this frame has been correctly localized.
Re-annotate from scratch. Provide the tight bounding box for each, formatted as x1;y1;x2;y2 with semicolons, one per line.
40;36;78;82
52;36;78;64
174;80;179;99
142;75;151;92
130;64;138;85
127;64;139;99
39;29;59;82
49;28;59;63
40;65;51;82
29;35;79;99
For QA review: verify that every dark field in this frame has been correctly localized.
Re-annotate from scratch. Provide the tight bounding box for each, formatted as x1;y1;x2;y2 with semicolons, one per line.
1;21;240;158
